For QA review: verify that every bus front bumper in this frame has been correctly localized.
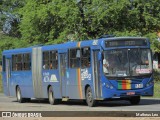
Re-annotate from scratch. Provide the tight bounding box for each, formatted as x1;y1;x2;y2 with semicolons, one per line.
101;84;154;99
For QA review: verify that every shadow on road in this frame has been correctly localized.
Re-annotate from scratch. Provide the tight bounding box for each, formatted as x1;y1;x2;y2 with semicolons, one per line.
11;98;160;107
97;98;160;107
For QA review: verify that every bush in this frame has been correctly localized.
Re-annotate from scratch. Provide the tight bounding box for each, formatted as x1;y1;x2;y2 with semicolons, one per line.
153;70;160;82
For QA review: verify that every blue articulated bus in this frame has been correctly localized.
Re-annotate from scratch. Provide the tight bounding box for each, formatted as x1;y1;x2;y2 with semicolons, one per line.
2;36;153;107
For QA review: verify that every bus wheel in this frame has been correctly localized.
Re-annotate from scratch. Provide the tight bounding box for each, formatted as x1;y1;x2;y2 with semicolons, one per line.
48;86;56;105
25;98;31;102
129;96;140;105
16;86;24;103
86;86;96;107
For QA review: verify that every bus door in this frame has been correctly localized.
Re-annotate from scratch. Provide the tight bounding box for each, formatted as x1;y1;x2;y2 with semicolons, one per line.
6;58;11;96
32;47;43;98
59;53;67;97
93;50;102;99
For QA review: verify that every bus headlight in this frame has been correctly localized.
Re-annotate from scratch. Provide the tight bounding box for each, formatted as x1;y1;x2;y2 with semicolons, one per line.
146;80;154;87
106;83;113;89
110;85;113;89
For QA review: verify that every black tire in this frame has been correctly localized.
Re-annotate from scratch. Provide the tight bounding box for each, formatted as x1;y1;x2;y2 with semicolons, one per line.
16;86;24;103
48;86;57;105
129;96;141;105
86;86;96;107
82;100;87;105
24;98;31;102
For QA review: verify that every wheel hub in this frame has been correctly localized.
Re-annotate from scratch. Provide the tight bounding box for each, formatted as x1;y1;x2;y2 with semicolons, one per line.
17;90;20;100
88;91;92;102
49;91;53;102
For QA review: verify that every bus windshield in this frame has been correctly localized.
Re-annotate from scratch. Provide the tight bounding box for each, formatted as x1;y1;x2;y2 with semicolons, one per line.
103;48;152;77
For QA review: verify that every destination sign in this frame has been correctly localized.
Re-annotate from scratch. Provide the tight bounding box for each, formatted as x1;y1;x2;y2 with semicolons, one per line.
105;39;147;47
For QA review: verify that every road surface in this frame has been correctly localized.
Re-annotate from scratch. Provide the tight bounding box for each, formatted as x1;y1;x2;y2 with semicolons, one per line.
0;93;160;112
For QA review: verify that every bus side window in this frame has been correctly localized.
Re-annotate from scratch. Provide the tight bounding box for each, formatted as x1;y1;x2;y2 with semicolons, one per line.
43;51;49;70
23;53;31;70
12;55;16;71
17;54;23;71
69;48;80;68
81;47;90;68
12;54;22;71
2;56;6;72
12;55;18;71
50;51;58;69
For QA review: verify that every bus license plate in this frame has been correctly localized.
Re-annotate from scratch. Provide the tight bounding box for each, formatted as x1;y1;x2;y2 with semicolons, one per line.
135;84;143;89
127;92;135;96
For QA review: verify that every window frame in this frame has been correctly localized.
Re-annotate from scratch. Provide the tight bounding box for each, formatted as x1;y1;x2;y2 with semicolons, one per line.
42;50;58;70
81;47;91;68
69;47;91;69
2;56;6;72
23;53;31;70
43;51;50;70
69;48;81;68
12;53;31;71
49;50;58;70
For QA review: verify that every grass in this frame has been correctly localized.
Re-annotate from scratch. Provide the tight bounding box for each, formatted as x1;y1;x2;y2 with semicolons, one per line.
154;82;160;98
0;76;2;93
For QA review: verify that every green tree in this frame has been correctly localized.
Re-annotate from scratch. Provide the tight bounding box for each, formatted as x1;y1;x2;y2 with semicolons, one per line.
0;0;160;53
19;0;81;44
0;0;25;37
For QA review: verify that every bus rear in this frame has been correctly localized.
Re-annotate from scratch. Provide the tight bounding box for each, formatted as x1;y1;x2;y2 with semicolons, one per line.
100;37;153;104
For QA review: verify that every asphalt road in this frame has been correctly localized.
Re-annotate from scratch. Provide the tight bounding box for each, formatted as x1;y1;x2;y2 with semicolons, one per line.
0;93;160;112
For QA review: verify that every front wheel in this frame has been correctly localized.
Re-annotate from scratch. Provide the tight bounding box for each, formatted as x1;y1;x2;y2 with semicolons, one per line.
86;86;96;107
129;96;141;105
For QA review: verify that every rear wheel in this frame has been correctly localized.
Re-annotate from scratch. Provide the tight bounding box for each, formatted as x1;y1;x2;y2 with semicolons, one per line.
129;96;141;105
25;98;31;102
16;86;24;103
86;86;96;107
48;86;57;105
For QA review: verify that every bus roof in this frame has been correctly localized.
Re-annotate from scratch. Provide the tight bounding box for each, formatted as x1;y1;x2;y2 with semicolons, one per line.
2;37;148;55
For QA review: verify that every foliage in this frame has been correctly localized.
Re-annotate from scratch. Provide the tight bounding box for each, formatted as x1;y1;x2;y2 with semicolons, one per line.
145;33;160;53
154;82;160;98
0;0;24;37
153;70;160;82
18;0;90;44
0;0;160;50
0;33;28;60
